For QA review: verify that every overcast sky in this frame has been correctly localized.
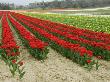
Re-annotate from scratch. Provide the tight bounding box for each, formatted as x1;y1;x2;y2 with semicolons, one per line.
0;0;53;5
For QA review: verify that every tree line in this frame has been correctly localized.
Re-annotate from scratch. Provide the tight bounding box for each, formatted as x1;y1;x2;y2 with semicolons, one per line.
29;0;110;9
0;3;12;10
0;0;110;10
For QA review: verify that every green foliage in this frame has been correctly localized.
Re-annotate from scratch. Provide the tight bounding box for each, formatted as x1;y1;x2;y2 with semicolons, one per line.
0;48;25;79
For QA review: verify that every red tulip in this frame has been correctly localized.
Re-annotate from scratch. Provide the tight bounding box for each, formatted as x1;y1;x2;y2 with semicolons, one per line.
96;56;102;59
86;60;91;64
12;59;16;64
18;61;23;66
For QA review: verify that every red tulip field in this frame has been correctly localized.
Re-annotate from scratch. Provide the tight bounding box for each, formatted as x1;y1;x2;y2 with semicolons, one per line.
0;11;110;82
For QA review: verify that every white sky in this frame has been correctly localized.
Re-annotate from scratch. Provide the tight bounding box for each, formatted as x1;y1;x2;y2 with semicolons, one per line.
0;0;54;5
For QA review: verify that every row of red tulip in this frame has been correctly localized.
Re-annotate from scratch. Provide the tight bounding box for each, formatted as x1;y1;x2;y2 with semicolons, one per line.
45;21;110;44
40;18;110;44
0;11;4;15
16;15;110;50
9;12;96;66
11;12;110;60
1;13;19;53
0;12;25;79
8;14;47;49
41;21;110;45
12;12;110;45
7;13;49;60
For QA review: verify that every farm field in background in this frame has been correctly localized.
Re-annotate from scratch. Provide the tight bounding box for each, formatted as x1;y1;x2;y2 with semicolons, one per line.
0;11;110;82
24;13;110;33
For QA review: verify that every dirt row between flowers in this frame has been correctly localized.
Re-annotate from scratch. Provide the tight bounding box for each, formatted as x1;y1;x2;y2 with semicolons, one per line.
0;16;110;82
